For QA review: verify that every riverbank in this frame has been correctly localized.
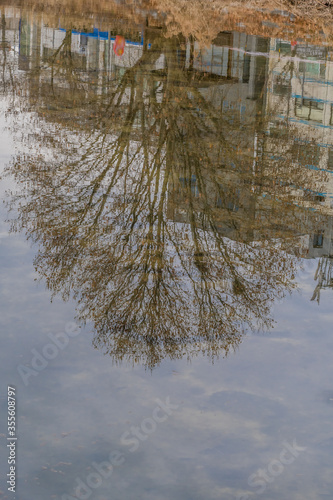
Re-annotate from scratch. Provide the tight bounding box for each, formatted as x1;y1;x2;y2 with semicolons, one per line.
1;0;333;45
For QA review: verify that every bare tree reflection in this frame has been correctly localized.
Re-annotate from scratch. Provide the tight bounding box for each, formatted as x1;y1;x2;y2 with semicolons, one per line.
4;23;308;368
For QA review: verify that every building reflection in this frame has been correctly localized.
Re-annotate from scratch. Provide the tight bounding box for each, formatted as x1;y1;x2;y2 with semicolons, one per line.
2;6;333;365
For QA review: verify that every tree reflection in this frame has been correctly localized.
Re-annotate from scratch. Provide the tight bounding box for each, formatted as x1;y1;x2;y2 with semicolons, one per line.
4;22;311;368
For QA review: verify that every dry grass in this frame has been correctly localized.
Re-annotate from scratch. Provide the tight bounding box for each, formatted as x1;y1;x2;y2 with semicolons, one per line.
2;0;333;45
150;0;333;44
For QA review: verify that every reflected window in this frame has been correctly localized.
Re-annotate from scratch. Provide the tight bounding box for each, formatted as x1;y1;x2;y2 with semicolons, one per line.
327;148;333;170
79;34;88;54
303;190;325;203
179;176;200;198
109;29;141;43
313;232;324;248
242;54;251;83
216;186;239;211
292;140;320;167
191;175;200;197
299;61;326;79
272;74;291;96
275;40;291;54
269;126;289;139
295;98;324;122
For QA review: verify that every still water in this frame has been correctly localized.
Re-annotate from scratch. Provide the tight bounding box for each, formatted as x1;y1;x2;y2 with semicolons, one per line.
1;3;333;500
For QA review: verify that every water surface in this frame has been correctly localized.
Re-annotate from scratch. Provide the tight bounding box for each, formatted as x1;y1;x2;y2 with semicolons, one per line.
0;4;333;500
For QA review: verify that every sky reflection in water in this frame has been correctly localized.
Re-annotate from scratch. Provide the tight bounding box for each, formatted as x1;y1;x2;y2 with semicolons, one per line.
0;4;333;499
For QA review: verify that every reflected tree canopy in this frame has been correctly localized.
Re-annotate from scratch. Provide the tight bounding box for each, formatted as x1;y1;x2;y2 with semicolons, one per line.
3;14;332;368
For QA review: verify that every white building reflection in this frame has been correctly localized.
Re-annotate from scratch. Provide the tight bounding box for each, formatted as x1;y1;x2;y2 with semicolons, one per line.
2;6;333;272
